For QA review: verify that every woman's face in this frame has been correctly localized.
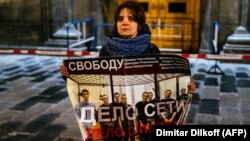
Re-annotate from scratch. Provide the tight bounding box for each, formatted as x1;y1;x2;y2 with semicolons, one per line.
117;8;138;38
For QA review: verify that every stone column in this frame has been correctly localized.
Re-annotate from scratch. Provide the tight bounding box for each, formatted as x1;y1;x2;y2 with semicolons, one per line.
53;0;82;39
223;0;250;54
240;0;249;26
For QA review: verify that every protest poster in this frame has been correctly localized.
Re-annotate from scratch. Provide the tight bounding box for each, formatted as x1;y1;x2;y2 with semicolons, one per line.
63;54;192;141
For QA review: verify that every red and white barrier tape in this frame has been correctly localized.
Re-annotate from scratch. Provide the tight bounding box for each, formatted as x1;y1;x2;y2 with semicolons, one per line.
180;53;250;60
0;48;250;60
0;49;96;56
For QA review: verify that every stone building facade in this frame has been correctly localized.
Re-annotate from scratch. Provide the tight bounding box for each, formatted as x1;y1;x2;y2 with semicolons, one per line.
0;0;249;53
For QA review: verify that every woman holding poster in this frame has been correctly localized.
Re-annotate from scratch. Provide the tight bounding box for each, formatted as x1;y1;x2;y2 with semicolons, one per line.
61;1;196;141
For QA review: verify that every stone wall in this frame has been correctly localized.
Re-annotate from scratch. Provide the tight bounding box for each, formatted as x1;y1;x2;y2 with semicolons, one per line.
0;0;100;46
0;0;43;45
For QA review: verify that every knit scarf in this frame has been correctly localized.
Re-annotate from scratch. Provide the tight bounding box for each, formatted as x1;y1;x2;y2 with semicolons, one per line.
104;34;151;56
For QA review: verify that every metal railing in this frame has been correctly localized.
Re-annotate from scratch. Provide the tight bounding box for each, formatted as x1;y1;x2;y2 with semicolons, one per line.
69;18;95;49
93;23;114;50
53;18;95;49
149;23;185;51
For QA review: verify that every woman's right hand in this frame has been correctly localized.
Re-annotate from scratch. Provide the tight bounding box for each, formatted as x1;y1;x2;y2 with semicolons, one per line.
60;64;69;77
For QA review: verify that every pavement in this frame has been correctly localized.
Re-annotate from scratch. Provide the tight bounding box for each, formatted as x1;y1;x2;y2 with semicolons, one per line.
0;54;250;141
